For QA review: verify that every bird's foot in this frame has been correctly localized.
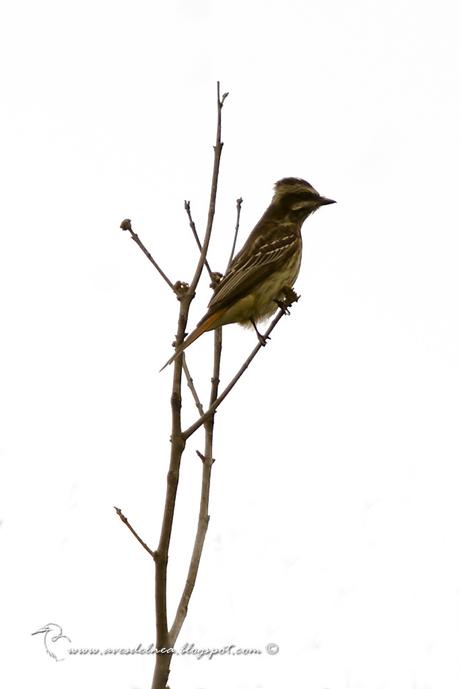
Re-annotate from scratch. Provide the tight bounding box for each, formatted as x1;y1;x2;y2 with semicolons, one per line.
274;298;291;315
209;271;223;289
257;332;271;346
275;287;300;314
251;319;270;346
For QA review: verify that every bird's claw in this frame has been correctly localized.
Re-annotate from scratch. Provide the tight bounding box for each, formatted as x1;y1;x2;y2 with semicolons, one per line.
275;287;300;314
251;318;270;346
274;299;291;315
257;332;270;346
209;271;223;289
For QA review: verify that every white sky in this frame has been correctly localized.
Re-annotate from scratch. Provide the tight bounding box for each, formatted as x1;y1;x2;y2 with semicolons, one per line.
1;1;460;688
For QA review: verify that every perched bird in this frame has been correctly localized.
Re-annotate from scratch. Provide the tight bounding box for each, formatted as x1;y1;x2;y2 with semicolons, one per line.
162;177;335;369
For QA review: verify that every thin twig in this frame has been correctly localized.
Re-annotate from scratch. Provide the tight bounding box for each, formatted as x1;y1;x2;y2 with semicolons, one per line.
170;327;222;645
120;219;175;292
188;82;228;297
114;506;156;558
226;197;243;270
183;301;298;440
182;357;204;416
184;201;213;280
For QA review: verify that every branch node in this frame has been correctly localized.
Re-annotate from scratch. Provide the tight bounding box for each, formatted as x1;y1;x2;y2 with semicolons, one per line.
173;281;190;299
195;450;215;466
154;549;168;566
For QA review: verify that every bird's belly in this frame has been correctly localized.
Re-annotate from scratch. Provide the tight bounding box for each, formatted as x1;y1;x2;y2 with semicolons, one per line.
228;251;301;326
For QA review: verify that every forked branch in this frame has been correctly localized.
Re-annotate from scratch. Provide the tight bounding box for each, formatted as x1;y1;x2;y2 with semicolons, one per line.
151;82;227;689
183;292;299;440
117;83;300;689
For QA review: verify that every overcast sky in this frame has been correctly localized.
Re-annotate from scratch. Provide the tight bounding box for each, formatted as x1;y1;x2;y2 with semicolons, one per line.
1;1;460;688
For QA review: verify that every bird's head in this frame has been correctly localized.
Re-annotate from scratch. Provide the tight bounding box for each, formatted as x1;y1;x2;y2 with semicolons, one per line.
31;623;61;637
272;177;335;221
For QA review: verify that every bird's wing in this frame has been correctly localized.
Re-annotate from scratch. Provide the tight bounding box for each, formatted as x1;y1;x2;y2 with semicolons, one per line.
207;224;300;312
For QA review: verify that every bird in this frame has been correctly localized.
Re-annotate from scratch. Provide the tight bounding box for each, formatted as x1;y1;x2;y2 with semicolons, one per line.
161;177;335;369
31;622;71;661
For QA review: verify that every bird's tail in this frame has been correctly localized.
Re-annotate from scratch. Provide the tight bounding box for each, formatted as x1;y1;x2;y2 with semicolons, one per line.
159;309;224;371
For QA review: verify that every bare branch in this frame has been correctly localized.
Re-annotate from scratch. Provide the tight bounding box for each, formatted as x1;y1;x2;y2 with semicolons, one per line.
151;83;228;689
184;201;213;280
209;327;223;406
182;357;204;416
151;298;189;689
120;219;175;292
226;197;243;270
170;327;222;645
188;82;227;297
166;89;226;646
169;477;211;644
183;297;299;440
114;506;156;559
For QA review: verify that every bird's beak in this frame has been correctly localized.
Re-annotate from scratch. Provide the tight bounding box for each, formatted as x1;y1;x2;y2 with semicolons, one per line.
317;196;336;206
